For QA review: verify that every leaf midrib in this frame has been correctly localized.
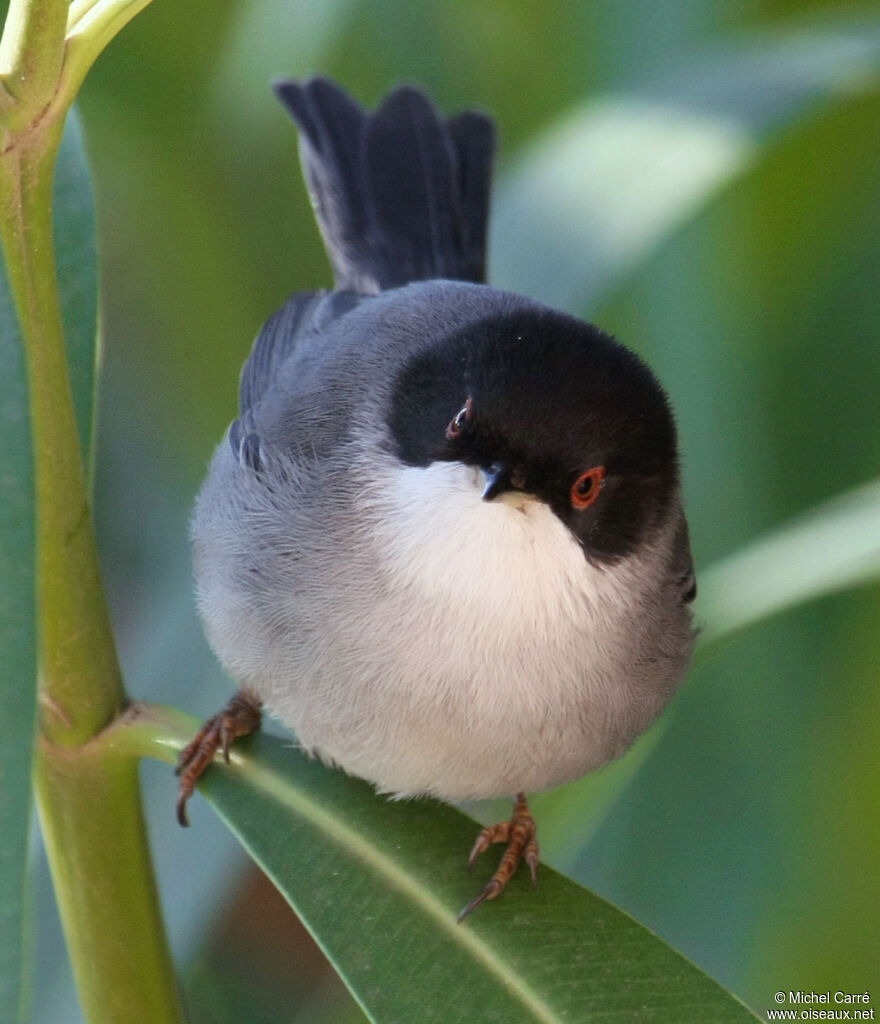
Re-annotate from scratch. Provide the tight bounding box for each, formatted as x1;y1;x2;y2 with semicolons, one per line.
225;754;562;1024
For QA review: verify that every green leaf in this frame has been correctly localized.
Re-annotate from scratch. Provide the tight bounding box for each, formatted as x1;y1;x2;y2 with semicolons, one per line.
0;110;98;1024
185;730;759;1023
492;20;880;314
696;477;880;646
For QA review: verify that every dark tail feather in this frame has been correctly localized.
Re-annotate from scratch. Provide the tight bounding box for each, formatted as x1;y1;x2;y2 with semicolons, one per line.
448;112;495;283
273;76;496;293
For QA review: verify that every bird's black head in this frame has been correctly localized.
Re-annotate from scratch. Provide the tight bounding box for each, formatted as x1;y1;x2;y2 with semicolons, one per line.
389;307;680;562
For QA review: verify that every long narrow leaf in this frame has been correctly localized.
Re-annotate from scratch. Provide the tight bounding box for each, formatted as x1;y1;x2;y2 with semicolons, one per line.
188;731;760;1023
697;478;880;646
117;705;760;1022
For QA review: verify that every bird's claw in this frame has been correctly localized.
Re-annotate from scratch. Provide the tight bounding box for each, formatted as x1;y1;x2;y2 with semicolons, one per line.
459;792;539;921
175;690;262;827
467;820;512;870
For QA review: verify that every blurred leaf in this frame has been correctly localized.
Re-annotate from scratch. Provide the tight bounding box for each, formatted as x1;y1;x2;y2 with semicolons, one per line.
492;19;880;313
493;97;754;312
187;731;760;1023
697;477;880;645
0;111;98;1024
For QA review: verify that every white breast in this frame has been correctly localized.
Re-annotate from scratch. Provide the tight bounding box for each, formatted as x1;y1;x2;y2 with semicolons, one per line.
267;457;673;800
369;460;632;641
196;443;684;802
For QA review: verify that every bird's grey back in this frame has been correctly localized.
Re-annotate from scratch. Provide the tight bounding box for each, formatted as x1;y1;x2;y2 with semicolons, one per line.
235;281;532;467
232;78;498;470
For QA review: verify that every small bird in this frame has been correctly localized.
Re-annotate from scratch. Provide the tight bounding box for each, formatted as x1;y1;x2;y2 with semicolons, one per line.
177;76;696;920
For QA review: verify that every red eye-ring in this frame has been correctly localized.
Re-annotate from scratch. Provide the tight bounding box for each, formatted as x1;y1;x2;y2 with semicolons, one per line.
570;466;606;509
445;397;473;440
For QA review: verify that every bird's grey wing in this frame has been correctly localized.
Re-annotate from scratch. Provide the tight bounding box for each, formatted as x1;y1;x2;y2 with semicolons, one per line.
229;289;362;471
669;511;697;604
273;76;496;292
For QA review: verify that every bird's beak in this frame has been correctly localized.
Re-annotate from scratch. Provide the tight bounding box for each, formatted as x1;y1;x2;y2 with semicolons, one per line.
481;462;510;502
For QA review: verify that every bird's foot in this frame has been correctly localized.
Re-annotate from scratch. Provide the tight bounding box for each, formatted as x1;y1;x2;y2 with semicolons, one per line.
459;792;539;921
175;690;262;826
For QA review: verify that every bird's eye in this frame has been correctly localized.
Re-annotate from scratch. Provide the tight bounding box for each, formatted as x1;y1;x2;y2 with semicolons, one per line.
445;397;473;440
570;466;606;509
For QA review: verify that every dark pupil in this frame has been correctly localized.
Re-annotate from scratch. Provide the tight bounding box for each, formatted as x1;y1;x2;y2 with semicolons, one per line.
577;476;593;495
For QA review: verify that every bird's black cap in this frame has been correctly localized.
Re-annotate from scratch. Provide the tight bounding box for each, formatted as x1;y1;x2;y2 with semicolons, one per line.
389;304;679;562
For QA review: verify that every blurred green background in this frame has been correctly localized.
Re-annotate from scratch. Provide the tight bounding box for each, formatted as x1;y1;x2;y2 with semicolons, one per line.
24;0;880;1020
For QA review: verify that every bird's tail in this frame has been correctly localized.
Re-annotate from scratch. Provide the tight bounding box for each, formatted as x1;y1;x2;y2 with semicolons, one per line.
274;76;496;293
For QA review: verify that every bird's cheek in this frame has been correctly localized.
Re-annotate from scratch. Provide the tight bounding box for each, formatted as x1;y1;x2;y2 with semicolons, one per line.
558;500;601;538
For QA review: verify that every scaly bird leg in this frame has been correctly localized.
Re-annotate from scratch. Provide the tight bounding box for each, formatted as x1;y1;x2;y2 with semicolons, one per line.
175;690;262;826
459;792;539;921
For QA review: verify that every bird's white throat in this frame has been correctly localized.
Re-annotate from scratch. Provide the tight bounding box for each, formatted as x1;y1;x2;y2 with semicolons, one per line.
365;459;636;630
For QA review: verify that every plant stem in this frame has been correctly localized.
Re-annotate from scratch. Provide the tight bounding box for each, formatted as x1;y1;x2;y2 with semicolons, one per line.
0;2;183;1018
0;126;185;1021
0;0;67;131
0;126;124;747
35;733;185;1024
101;701;197;766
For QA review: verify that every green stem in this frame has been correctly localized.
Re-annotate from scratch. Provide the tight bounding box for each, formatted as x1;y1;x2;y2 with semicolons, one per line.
0;2;182;1018
0;127;123;746
0;0;67;132
35;734;185;1024
0;124;185;1023
100;702;198;765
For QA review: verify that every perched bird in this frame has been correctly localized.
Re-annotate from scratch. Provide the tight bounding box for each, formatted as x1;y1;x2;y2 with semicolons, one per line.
177;76;696;919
